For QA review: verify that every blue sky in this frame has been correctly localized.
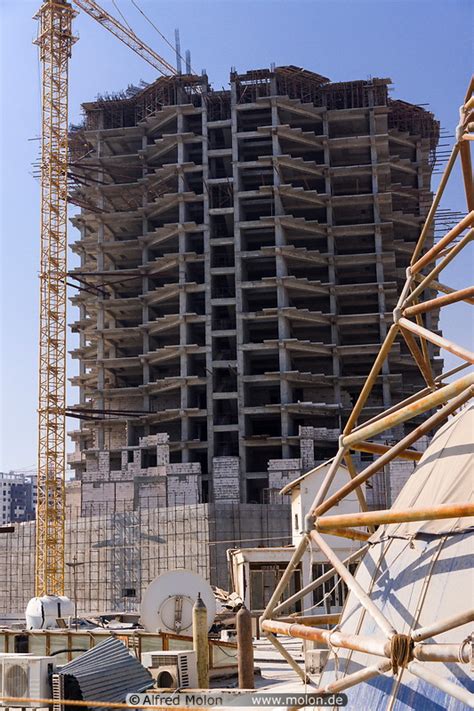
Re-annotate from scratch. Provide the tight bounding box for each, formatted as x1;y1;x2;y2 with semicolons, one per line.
0;0;472;472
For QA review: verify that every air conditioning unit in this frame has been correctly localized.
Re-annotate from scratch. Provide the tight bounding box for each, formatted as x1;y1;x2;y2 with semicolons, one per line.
0;655;55;707
141;650;197;689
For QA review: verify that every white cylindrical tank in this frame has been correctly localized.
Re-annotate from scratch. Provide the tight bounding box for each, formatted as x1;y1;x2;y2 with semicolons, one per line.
25;595;74;629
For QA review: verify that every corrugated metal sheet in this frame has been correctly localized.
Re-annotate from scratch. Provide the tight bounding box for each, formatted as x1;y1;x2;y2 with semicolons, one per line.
57;636;153;709
319;405;474;710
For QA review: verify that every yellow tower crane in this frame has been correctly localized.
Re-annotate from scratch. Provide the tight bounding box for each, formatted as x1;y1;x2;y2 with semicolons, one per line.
33;0;177;605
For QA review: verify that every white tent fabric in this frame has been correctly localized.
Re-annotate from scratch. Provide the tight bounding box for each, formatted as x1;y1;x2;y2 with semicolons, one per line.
372;403;474;539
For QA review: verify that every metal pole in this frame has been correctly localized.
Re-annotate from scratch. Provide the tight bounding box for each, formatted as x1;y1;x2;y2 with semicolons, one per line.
261;619;389;657
311;531;396;638
407;229;474;304
272;546;368;616
315;386;473;516
349;441;421;462
399;327;435;387
413;644;471;664
412;609;474;642
403;286;474;317
342;374;474;448
410;144;460;265
278;613;340;625
263;632;308;682
321;527;370;542
307;446;347;517
315;502;474;530
399;318;474;364
408;661;474;707
317;660;392;694
192;593;209;689
459;140;474;210
344;451;370;511
411;210;474;274
343;324;399;434
261;534;308;620
236;606;254;689
349;362;470;434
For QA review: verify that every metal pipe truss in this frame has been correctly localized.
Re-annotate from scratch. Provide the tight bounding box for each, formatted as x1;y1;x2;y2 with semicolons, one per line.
261;78;474;704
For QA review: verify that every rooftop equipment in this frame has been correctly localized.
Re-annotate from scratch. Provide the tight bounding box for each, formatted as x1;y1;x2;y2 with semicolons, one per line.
141;650;198;689
140;569;217;633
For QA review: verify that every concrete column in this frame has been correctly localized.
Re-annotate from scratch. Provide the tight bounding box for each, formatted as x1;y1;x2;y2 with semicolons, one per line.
231;79;246;500
324;110;341;426
201;92;214;480
271;98;291;456
370;107;391;411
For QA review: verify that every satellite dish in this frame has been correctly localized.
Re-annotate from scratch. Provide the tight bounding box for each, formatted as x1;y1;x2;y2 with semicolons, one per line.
140;570;216;634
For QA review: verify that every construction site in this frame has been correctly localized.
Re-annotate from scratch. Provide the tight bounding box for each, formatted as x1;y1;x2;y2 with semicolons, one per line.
0;0;472;709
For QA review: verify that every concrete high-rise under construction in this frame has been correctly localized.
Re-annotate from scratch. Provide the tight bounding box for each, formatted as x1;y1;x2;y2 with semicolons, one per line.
68;66;441;508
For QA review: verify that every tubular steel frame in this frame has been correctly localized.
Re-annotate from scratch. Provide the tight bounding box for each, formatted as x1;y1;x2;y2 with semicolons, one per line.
261;78;474;703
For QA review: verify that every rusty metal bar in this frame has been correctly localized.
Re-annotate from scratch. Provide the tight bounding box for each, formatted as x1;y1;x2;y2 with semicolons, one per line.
272;546;368;616
422;277;474;304
261;534;309;620
278;613;340;625
464;96;474;112
399;317;474;364
459;140;474;210
400;326;436;387
343;324;399;434
322;527;370;542
403;287;474;317
414;643;471;664
311;530;396;638
465;78;474;104
412;609;474;642
411;210;474;275
408;661;473;707
261;619;390;657
344;450;369;511
350;441;422;462
314;386;473;516
308;446;348;516
350;362;470;434
263;632;308;682
410;145;460;265
342;373;474;448
414;308;433;383
317;660;392;694
407;229;474;304
315;502;474;530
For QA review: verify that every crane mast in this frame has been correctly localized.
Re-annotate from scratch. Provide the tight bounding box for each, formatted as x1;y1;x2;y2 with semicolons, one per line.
33;0;178;602
34;0;76;597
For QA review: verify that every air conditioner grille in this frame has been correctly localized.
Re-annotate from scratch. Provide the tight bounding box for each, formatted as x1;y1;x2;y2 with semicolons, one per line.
178;656;189;686
151;654;179;667
4;663;29;696
52;673;65;711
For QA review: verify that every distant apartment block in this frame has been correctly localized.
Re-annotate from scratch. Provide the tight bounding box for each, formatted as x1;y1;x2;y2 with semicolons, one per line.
0;472;37;525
